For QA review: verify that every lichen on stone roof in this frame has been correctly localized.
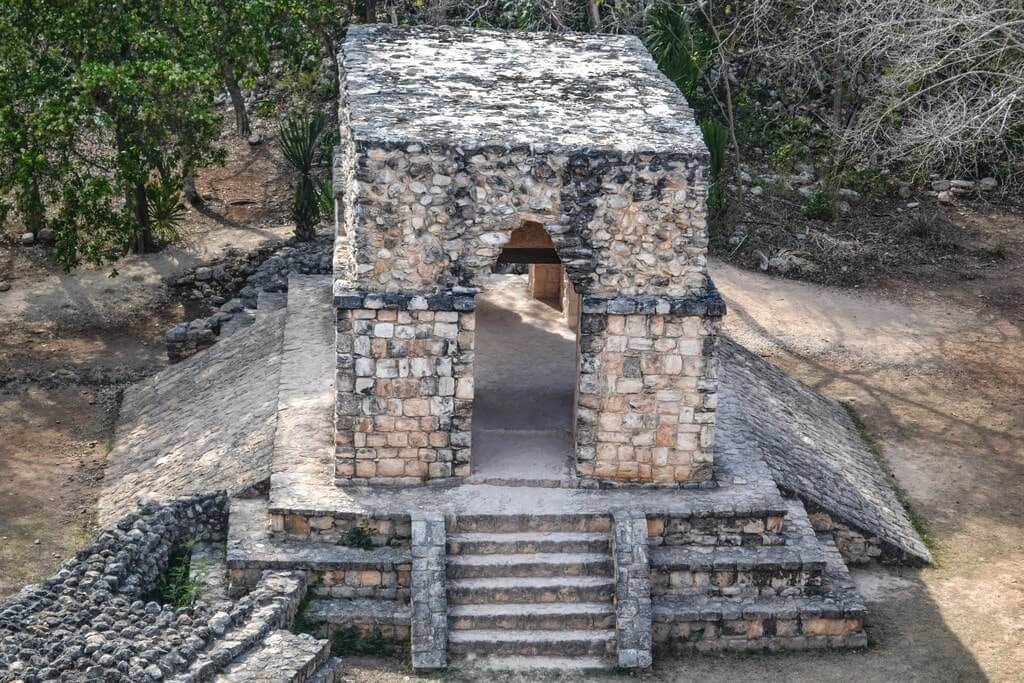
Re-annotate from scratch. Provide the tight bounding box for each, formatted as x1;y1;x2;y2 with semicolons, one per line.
341;24;706;155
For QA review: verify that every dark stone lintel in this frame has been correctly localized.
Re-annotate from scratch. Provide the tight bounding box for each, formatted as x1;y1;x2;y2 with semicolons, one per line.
334;285;478;312
581;280;726;318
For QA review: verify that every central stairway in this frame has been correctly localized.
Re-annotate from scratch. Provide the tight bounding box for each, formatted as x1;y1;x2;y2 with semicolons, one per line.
445;514;618;672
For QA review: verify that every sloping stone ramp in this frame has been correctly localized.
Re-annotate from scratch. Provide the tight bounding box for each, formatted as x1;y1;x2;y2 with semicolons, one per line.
99;303;287;528
717;337;931;563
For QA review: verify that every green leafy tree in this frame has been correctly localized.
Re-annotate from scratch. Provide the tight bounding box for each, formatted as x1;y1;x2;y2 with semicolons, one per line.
198;0;278;137
0;0;224;268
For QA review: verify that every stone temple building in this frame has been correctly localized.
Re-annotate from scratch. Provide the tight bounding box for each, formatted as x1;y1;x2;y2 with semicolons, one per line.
83;25;930;678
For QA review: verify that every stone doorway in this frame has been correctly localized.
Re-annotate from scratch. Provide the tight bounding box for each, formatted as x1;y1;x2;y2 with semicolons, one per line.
469;224;581;483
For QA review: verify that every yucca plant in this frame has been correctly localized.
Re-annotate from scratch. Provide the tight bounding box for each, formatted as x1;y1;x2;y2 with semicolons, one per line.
645;3;710;99
279;112;329;241
146;177;188;244
700;118;728;213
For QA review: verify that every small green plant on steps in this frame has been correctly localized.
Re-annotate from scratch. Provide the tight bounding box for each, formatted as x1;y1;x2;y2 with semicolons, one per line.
344;523;375;550
155;538;205;607
331;626;397;657
801;188;835;221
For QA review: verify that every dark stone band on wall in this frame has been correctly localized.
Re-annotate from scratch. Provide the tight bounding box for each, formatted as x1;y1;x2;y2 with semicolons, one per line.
581;280;726;318
334;285;478;312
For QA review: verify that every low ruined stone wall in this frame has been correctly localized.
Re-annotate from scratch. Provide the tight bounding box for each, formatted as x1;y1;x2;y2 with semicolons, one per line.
646;512;786;547
270;511;412;547
650;566;822;598
0;495;227;682
165;234;332;363
652;613;866;652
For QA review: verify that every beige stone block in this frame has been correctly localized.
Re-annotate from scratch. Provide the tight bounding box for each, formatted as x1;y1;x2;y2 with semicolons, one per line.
377;309;397;321
456;377;474;399
647;517;665;537
403;398;430;417
673;464;693;480
676;432;699;450
617;462;639;479
355;461;376;478
607;315;625;335
386;432;408;447
358;570;382;587
615;378;643;394
284;514;310;536
334;462;355;478
404;459;428;477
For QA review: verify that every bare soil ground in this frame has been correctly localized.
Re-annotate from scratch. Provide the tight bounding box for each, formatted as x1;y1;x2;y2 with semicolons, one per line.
0;123;293;597
1;122;1022;680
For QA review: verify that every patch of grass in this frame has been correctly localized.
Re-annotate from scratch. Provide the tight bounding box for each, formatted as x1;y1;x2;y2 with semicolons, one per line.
841;168;885;193
292;590;317;635
344;523;375;550
801;189;835;221
330;626;398;657
155;539;204;607
841;402;938;561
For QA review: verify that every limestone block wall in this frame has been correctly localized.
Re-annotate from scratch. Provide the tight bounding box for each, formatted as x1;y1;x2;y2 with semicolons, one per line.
335;297;475;483
575;297;723;484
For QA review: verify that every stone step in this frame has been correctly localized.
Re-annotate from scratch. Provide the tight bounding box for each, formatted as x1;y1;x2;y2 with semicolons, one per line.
447;576;614;605
447;531;609;555
227;498;411;600
306;657;343;683
451;513;610;534
450;655;615;673
651;535;868;652
447;552;611;579
649;545;825;598
300;598;411;641
448;602;615;631
212;630;329;682
448;629;616;657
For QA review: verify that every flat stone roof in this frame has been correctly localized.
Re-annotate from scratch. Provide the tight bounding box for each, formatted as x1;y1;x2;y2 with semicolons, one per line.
341;25;706;155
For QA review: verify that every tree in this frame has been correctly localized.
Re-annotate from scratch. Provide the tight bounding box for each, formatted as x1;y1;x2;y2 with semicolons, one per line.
198;0;278;137
0;0;224;268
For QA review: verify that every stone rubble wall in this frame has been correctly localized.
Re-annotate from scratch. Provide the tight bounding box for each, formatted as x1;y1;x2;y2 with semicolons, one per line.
409;513;447;670
612;510;653;668
336;140;710;300
805;506;888;565
0;495;227;683
165;234;333;363
334;303;475;483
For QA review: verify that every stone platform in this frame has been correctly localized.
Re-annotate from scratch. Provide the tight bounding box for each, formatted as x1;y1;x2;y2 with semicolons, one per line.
90;272;929;676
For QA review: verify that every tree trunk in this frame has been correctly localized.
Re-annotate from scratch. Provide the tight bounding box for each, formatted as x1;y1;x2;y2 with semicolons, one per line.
223;63;250;137
183;174;202;206
132;182;154;253
587;0;601;31
365;0;376;23
321;31;340;91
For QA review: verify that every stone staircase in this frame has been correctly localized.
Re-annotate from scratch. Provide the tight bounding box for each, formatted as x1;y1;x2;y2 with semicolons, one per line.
446;514;618;671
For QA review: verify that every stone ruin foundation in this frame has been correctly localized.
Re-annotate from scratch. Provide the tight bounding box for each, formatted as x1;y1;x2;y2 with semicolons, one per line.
8;24;929;682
